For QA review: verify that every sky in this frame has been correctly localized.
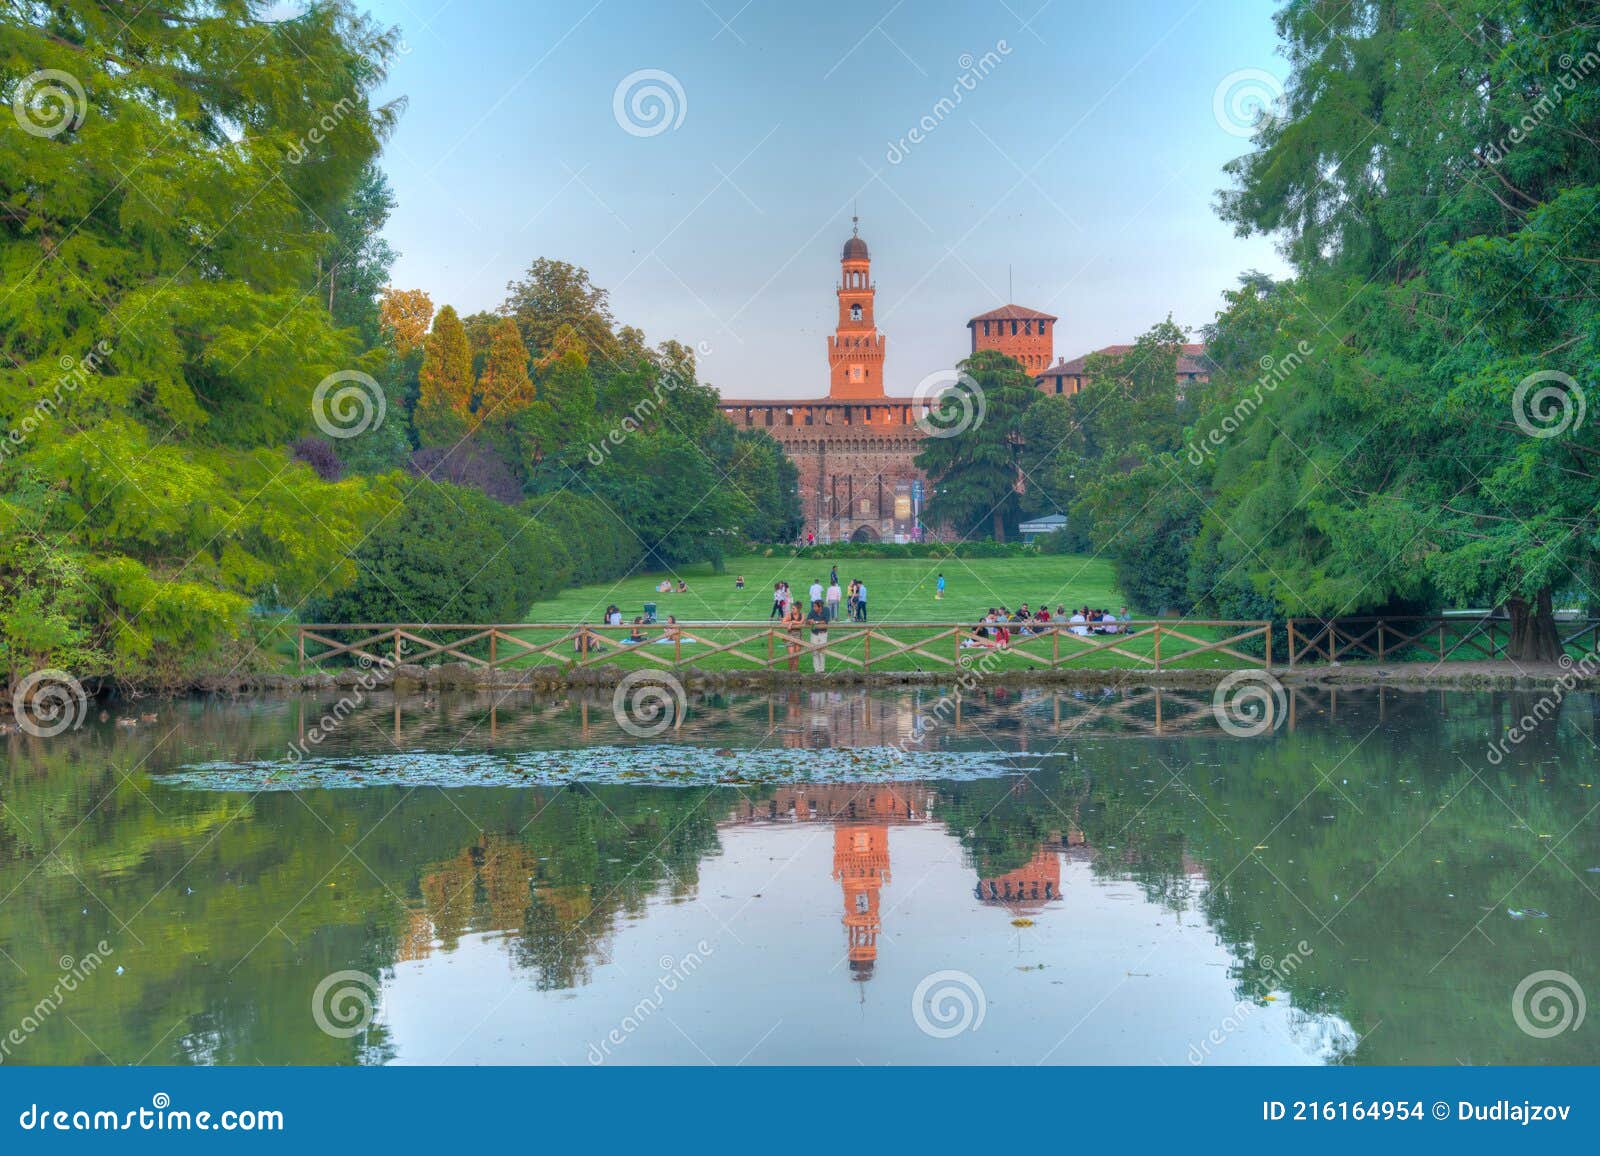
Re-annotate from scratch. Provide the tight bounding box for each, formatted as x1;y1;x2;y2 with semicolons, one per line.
347;0;1293;399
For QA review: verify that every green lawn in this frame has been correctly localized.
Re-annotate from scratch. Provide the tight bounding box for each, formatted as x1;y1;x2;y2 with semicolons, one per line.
501;553;1265;672
523;553;1126;625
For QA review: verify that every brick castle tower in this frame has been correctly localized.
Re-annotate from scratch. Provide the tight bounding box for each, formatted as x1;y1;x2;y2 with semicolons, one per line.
827;217;887;398
967;304;1057;373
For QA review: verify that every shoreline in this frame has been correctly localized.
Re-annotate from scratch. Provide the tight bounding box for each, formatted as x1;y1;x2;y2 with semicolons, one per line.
43;657;1598;701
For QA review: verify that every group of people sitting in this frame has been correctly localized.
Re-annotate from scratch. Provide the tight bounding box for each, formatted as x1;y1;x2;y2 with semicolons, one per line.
966;604;1131;647
768;568;867;623
654;578;689;594
589;606;685;649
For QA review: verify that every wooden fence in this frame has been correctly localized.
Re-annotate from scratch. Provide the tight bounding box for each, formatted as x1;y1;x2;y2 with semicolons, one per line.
295;620;1275;674
1286;614;1600;666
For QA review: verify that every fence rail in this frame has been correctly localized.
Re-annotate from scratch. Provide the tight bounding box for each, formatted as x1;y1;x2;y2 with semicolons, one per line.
295;620;1275;674
1286;615;1600;666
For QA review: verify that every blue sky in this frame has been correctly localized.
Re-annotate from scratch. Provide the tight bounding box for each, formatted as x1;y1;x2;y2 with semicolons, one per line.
355;0;1292;398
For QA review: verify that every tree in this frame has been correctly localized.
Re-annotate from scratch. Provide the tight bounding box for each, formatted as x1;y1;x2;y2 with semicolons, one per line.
0;0;403;683
915;350;1041;541
476;317;535;417
379;288;434;355
414;305;473;446
1204;0;1600;661
323;163;398;342
501;258;621;365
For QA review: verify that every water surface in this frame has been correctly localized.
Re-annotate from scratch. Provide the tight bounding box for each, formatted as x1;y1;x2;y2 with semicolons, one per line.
2;684;1595;1064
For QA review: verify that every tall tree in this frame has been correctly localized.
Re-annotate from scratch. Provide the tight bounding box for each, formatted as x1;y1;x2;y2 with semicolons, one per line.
475;317;535;417
0;0;403;682
414;305;473;446
1203;0;1600;661
914;350;1040;541
501;258;621;365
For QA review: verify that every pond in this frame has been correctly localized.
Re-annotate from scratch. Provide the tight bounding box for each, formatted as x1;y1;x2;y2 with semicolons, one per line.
1;683;1596;1065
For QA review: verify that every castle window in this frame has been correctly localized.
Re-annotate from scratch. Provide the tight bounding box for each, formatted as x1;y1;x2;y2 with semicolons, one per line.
851;304;861;320
1011;320;1019;335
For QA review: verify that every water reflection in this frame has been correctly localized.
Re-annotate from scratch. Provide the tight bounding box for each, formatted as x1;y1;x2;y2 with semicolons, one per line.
1;684;1597;1065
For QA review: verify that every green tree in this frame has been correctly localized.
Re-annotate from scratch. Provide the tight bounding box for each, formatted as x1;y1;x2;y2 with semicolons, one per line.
915;350;1040;542
0;1;404;683
1206;0;1600;660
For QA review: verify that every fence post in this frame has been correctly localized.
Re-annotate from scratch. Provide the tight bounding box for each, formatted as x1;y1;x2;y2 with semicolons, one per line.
1377;622;1385;662
1153;623;1162;671
1439;620;1446;662
1287;620;1296;669
489;630;497;668
767;629;774;668
296;627;305;670
393;630;401;666
1264;622;1272;669
864;628;872;671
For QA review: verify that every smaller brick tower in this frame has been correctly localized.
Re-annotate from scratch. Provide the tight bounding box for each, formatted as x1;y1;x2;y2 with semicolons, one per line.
827;217;886;398
967;304;1057;373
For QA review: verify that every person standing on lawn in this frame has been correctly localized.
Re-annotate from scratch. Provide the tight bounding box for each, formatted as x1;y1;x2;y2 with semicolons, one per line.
806;599;830;673
825;577;842;621
854;579;868;621
935;573;945;600
784;599;805;672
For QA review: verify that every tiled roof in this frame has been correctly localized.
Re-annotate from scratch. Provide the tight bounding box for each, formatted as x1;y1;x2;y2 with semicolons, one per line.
967;304;1058;325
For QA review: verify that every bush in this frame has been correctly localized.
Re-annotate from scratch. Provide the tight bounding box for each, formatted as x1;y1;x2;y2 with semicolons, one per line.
534;492;643;586
409;439;523;505
307;480;558;624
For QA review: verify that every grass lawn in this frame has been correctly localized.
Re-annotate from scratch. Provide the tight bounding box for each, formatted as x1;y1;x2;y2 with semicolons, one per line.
523;553;1126;625
500;553;1264;672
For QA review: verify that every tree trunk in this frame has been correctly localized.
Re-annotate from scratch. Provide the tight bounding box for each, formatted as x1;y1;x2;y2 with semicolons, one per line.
1505;588;1563;664
992;507;1006;543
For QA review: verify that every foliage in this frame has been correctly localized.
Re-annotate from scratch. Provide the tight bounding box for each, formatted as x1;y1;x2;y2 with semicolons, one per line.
1195;0;1600;659
307;481;565;625
0;1;406;684
414;304;473;446
378;288;434;355
915;350;1042;541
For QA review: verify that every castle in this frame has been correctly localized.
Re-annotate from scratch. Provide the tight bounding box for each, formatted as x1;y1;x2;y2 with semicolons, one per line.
718;221;1210;544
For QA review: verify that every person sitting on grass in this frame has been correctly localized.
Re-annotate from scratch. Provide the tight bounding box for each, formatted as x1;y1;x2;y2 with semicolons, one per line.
676;579;688;593
657;579;672;593
735;575;745;590
624;617;647;644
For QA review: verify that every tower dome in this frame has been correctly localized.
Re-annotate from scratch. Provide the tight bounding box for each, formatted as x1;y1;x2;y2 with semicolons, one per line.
842;233;869;261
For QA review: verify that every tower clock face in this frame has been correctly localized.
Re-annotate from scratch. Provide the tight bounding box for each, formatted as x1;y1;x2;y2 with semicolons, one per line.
851;304;862;320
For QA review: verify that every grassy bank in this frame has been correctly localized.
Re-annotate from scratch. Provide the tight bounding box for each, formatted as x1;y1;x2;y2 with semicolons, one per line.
521;552;1126;626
